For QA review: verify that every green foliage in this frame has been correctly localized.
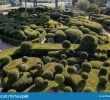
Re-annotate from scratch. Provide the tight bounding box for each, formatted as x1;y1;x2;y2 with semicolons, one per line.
99;76;108;85
99;55;108;61
64;86;73;92
60;59;68;67
54;74;65;85
99;67;107;76
7;69;19;82
67;66;76;74
79;35;98;52
8;89;17;92
81;28;90;34
43;56;51;64
62;40;71;49
43;71;53;80
34;77;44;87
35;64;42;70
65;29;83;43
20;42;32;52
103;61;110;67
81;62;92;73
60;54;67;59
12;72;33;91
46;33;55;39
55;64;64;73
55;30;67;43
22;56;28;63
81;72;89;80
17;64;28;72
83;87;94;92
80;52;88;59
87;4;99;13
2;56;12;65
40;15;50;24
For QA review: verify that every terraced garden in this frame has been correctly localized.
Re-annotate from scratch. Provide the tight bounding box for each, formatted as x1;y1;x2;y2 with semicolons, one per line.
0;5;110;92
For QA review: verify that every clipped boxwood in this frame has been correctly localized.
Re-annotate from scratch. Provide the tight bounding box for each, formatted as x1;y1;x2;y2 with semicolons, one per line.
65;29;83;43
54;30;67;43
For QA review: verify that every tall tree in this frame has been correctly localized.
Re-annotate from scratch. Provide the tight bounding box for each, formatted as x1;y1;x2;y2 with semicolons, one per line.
72;0;78;9
33;0;36;12
25;0;27;12
55;0;58;11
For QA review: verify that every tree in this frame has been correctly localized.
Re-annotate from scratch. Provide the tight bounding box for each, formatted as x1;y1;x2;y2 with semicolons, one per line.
33;0;36;12
75;0;90;11
72;0;78;9
55;0;58;11
25;0;27;12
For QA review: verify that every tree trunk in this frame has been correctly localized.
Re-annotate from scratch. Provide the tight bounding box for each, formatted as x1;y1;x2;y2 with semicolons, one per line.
33;0;36;12
25;0;27;12
55;0;58;11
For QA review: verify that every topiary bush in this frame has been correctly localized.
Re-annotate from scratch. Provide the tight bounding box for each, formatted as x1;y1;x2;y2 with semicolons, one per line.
103;61;110;67
79;34;98;52
54;74;65;85
62;40;71;49
99;55;108;61
81;28;90;34
60;54;67;59
67;66;76;74
54;30;67;43
81;62;92;73
83;87;94;92
43;71;53;80
22;56;28;63
8;89;17;92
80;52;88;59
65;29;83;43
7;69;19;82
35;64;42;70
20;42;32;52
2;56;12;65
60;59;68;67
99;76;108;85
64;86;73;92
43;56;51;64
67;57;79;66
34;77;44;88
55;64;64;73
17;64;28;72
99;67;107;76
81;72;89;80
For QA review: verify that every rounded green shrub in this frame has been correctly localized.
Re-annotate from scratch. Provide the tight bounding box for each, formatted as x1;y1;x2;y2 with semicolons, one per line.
62;40;71;49
43;71;53;80
54;30;67;43
2;56;12;65
35;64;42;70
100;55;108;61
80;52;88;59
54;74;65;84
43;56;51;64
7;69;19;82
22;56;28;63
83;87;94;92
17;64;28;72
8;89;16;92
46;33;55;39
64;86;73;92
67;57;78;65
81;72;89;80
60;59;68;67
103;61;110;67
99;67;107;76
99;76;108;85
20;42;32;52
34;77;44;87
65;29;83;43
79;34;98;52
81;62;92;73
81;28;90;34
67;66;76;74
79;26;84;30
55;64;64;73
60;54;67;59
